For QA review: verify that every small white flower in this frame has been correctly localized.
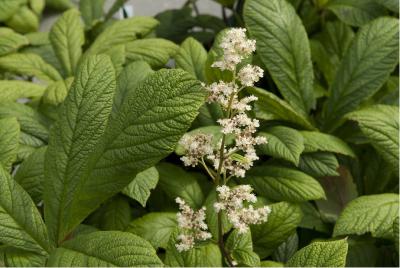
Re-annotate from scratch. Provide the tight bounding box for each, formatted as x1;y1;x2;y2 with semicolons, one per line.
179;133;213;167
238;64;264;87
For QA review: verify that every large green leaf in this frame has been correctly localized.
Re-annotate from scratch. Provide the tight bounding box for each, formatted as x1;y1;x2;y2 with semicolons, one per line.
299;152;340;177
122;167;159;207
226;229;260;267
300;131;356;157
86;17;159;55
126;212;177;249
327;0;386;27
286;239;348;267
375;0;399;12
0;164;51;255
0;117;19;171
49;9;84;77
47;231;162;266
44;55;116;244
0;53;62;82
79;0;105;29
251;202;302;258
244;0;314;114
125;38;178;68
272;233;298;263
246;165;326;202
3;247;46;267
5;6;39;33
346;105;399;171
249;87;315;130
258;126;304;166
322;18;399;131
0;0;26;21
0;80;45;102
175;37;207;81
0;27;28;56
333;193;399;239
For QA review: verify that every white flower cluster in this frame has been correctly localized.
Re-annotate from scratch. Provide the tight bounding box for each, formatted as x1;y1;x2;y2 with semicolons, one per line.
179;133;213;167
214;185;271;234
175;197;211;252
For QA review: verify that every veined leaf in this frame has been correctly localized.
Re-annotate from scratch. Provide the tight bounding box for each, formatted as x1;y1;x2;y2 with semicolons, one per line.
375;0;399;12
175;37;207;81
286;239;348;267
47;231;162;266
251;202;302;258
299;152;340;177
249;87;315;130
0;53;62;82
258;126;304;166
0;164;51;255
44;55;116;244
247;165;326;202
0;80;45;102
5;6;39;33
333;193;399;239
0;0;26;21
272;233;298;263
49;9;84;77
79;0;105;29
122;167;159;207
300;131;356;157
42;78;74;106
244;0;314;114
226;229;260;267
126;212;177;249
125;38;178;68
327;0;386;27
0;27;28;56
346;105;399;171
0;117;19;171
3;247;46;267
322;17;399;131
86;16;159;55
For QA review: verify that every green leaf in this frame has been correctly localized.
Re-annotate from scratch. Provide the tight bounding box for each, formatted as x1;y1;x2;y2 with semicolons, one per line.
0;117;19;171
29;0;45;15
322;17;399;131
0;27;28;56
226;229;260;267
0;164;51;255
249;87;315;130
346;105;399;171
244;0;314;114
43;55;116;244
50;9;84;77
333;193;399;239
327;0;386;27
258;126;304;166
126;212;177;249
345;238;379;267
393;217;399;251
300;131;356;157
0;53;62;82
45;0;74;10
157;163;204;208
41;78;73;106
272;233;298;263
14;146;46;204
247;165;326;202
0;80;45;102
175;37;207;81
251;202;302;258
299;152;340;177
261;260;284;267
3;247;46;267
47;231;162;266
375;0;399;12
0;0;26;21
299;202;330;233
5;6;39;33
122;167;159;207
125;38;178;68
79;0;105;29
165;229;222;267
86;17;159;55
286;239;348;267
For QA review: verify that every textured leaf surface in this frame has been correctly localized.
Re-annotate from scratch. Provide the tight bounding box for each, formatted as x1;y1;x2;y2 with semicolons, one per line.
244;0;314;114
0;27;28;56
122;167;159;207
44;55;116;244
49;9;84;77
249;87;315;130
3;248;46;267
0;0;26;21
299;152;340;177
272;233;298;263
251;202;302;258
226;229;260;267
0;53;62;82
301;131;355;157
125;38;178;68
376;0;399;12
247;165;326;202
286;239;348;267
258;126;304;166
0;80;45;102
346;105;399;170
175;37;207;81
47;231;162;266
86;17;158;55
5;6;39;33
79;0;104;28
126;212;177;249
0;117;19;171
334;194;399;239
0;164;51;255
322;18;399;131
